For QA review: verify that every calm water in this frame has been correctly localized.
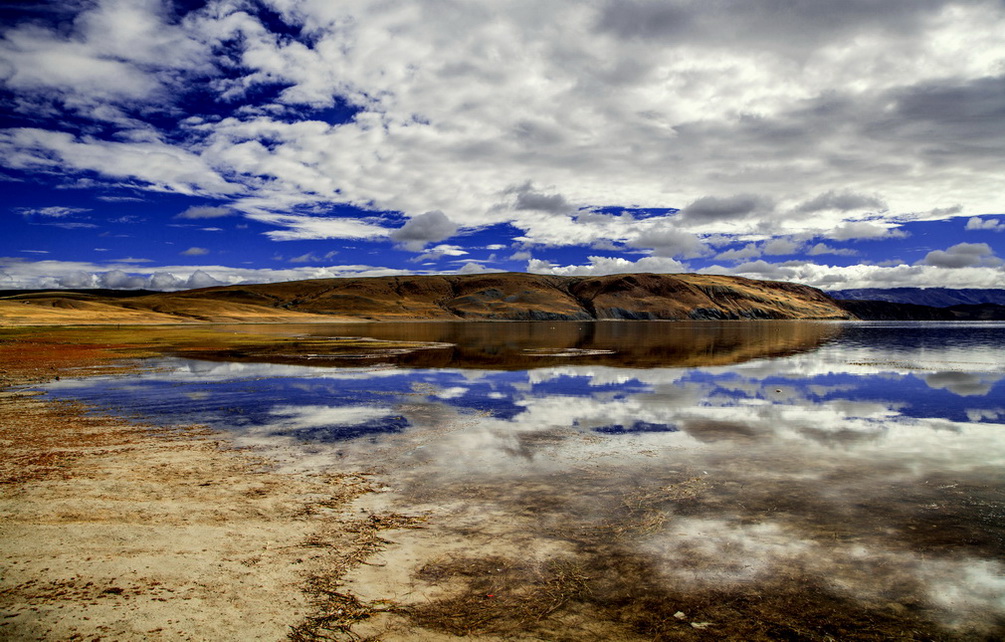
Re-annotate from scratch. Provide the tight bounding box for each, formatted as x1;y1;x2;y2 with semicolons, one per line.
38;321;1005;638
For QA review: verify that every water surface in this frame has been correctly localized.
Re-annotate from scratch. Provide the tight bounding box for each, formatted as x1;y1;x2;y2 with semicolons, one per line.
39;321;1005;639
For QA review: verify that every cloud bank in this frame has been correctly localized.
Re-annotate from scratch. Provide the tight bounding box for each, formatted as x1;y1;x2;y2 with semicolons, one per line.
2;0;1004;288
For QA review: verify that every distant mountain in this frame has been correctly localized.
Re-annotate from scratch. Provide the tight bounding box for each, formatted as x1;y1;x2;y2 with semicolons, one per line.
1;273;853;325
828;288;1005;307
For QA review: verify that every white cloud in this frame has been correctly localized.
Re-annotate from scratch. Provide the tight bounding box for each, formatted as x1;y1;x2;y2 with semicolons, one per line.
627;225;709;259
99;269;148;289
16;206;90;218
185;269;222;288
267;405;394;432
920;242;1003;268
510;183;575;214
0;128;241;196
454;262;499;275
2;0;1005;255
762;238;802;255
177;205;232;219
715;244;762;263
247;212;392;241
795;190;886;214
412;244;469;262
289;252;321;264
180;247;209;256
149;272;184;290
389;210;460;251
703;260;1005;290
681;194;775;224
826;222;909;241
966;217;1004;232
528;255;687;277
0;258;415;291
806;243;857;257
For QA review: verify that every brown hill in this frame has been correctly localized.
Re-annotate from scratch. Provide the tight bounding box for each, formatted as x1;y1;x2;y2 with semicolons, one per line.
0;273;852;325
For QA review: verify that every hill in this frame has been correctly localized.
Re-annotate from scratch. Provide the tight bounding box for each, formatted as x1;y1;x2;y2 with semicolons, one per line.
828;288;1005;307
0;273;852;325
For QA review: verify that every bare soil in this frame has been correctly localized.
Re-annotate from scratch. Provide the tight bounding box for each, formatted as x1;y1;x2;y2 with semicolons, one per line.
0;330;407;641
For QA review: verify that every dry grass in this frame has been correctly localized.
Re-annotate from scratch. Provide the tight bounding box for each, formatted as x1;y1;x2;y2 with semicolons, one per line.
406;556;592;637
289;513;426;641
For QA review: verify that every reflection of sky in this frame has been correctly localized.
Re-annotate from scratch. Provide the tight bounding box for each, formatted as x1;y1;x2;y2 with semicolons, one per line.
36;323;1005;633
40;342;1005;443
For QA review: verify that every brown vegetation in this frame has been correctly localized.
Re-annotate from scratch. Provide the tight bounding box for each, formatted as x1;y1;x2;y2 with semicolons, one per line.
1;272;853;325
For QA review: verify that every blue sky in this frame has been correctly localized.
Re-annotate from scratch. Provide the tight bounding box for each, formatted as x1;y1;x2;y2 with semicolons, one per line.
2;0;1004;291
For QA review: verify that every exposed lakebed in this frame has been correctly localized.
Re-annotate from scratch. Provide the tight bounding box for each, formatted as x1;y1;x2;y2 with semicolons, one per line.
33;321;1005;639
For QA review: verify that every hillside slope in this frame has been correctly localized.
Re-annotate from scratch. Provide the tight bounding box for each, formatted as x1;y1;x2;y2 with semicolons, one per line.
828;288;1005;307
1;273;852;325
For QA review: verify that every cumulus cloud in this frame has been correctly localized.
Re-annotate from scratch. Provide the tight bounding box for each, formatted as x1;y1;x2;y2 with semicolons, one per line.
827;222;908;241
796;191;887;214
177;205;232;219
0;0;213;121
180;247;209;256
806;243;857;257
412;244;469;262
389;211;459;251
594;0;951;49
528;255;687;277
185;270;223;289
0;128;241;196
919;242;1003;268
2;0;1005;277
966;217;1004;232
454;262;499;274
510;183;575;214
99;269;148;289
716;244;762;263
703;260;1005;291
16;206;90;218
714;238;804;263
925;372;1001;397
680;194;775;223
0;258;416;291
149;272;184;290
628;227;708;258
762;238;802;255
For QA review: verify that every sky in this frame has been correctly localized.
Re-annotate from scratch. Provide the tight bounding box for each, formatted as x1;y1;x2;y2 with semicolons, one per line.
2;0;1004;292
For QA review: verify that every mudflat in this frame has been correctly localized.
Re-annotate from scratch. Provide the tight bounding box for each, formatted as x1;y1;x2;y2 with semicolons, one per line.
0;329;409;641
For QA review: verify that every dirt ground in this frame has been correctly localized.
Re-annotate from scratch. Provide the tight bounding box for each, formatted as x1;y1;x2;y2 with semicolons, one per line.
0;331;406;641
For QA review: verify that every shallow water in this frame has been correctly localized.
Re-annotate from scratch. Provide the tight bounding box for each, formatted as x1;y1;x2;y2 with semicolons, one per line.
38;321;1005;639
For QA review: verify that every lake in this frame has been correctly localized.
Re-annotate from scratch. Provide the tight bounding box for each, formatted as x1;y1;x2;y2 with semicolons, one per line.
36;321;1005;639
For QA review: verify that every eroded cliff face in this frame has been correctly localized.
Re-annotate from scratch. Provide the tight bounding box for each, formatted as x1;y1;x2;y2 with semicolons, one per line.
1;272;854;324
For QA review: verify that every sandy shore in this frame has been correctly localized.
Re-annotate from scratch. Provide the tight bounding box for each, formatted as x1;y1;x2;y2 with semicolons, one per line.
0;334;402;641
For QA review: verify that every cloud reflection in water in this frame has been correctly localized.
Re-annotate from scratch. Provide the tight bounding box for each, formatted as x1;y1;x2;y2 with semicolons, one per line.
37;322;1005;635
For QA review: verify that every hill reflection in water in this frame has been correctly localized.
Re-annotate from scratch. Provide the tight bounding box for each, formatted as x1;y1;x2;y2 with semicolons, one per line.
185;319;843;369
38;321;1005;639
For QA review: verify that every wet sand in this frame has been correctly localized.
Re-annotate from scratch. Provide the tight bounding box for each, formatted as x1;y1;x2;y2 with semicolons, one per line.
0;332;403;641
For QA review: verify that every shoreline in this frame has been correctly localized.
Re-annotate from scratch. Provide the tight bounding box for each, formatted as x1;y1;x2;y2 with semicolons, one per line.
0;335;406;641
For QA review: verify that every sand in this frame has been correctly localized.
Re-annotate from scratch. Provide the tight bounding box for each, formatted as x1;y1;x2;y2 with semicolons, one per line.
0;337;382;641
